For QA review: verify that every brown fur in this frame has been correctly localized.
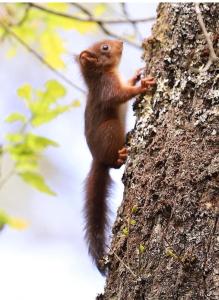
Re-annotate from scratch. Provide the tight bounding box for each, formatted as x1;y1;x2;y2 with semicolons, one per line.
78;39;153;274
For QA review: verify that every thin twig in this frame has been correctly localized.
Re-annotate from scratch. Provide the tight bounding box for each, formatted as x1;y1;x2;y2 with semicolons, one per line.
0;168;15;189
0;117;32;189
121;3;143;40
113;251;137;278
105;244;137;278
30;3;156;25
98;23;141;49
0;21;85;94
126;213;132;271
71;3;92;17
71;3;141;49
14;4;31;27
195;3;219;72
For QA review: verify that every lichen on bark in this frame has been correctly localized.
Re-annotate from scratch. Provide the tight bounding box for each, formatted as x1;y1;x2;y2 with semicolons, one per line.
100;3;219;300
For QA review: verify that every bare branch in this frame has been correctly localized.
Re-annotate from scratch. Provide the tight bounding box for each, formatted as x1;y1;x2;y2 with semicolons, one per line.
71;3;92;17
15;5;30;26
105;243;137;278
0;168;15;190
0;21;85;94
0;3;30;27
195;3;219;72
14;4;31;27
65;3;141;49
113;250;137;278
30;3;156;25
121;3;143;40
97;23;141;49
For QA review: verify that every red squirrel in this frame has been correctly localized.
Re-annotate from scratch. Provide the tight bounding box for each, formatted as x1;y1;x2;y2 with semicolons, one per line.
78;39;155;274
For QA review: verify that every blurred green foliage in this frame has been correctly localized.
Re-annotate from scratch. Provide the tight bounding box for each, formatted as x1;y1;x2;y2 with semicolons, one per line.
0;210;28;230
0;79;77;229
4;80;76;195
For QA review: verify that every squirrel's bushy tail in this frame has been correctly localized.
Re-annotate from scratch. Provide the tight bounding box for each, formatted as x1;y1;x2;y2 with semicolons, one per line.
84;160;111;275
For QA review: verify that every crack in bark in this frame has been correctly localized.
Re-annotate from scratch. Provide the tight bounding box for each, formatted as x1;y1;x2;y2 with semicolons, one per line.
203;216;218;298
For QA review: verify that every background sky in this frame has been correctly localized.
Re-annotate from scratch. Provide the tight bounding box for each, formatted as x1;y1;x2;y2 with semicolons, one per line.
0;3;157;299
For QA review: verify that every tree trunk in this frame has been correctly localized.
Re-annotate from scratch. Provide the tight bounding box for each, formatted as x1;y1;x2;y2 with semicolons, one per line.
100;3;219;300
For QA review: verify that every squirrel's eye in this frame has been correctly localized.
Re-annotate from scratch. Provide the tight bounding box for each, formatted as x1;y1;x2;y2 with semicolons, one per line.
101;44;110;52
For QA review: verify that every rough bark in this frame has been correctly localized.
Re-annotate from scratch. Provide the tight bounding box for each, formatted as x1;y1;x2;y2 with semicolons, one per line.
99;3;219;300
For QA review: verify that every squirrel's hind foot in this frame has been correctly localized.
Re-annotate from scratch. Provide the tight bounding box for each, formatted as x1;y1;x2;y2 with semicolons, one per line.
116;147;128;167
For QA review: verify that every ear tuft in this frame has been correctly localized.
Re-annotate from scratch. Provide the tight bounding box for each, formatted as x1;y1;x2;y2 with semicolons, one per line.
74;54;80;64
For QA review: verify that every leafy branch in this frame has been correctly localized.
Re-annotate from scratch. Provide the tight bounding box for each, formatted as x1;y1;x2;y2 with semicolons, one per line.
30;3;155;49
0;80;79;230
0;2;156;95
1;80;78;195
0;20;85;94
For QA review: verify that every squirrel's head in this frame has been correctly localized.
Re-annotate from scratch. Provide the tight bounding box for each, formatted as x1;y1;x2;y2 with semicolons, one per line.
78;39;123;73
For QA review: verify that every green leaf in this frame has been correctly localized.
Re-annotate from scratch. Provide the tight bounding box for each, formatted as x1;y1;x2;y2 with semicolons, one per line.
40;31;65;69
131;205;138;214
31;105;70;126
5;113;26;123
46;11;96;33
7;134;58;167
6;47;17;59
15;157;38;172
0;210;28;230
46;3;68;12
139;244;145;253
8;216;28;230
0;146;3;156
19;171;56;195
45;80;66;101
71;100;81;107
17;84;32;101
165;248;178;259
6;133;24;143
0;27;4;39
122;227;129;236
93;4;107;17
130;219;136;226
0;210;9;228
26;133;59;150
8;143;34;157
26;80;67;116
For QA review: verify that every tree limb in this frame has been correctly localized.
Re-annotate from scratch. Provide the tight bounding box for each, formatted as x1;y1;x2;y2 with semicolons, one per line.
71;3;141;49
30;3;156;25
121;3;143;40
44;3;142;49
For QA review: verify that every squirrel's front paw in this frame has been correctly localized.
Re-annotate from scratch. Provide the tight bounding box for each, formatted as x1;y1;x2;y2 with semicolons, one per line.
128;68;145;86
141;76;156;88
135;67;145;81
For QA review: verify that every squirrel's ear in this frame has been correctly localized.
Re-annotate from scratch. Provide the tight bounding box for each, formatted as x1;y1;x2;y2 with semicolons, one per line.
79;50;98;65
74;54;80;64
